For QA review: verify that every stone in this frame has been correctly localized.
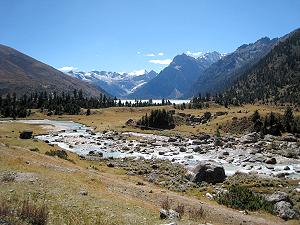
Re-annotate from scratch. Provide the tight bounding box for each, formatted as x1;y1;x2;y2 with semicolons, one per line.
192;161;226;184
266;191;290;204
281;134;297;142
198;134;211;140
274;201;297;220
168;137;177;142
79;190;88;196
19;130;33;139
160;209;180;220
191;117;202;123
265;157;277;164
193;146;202;152
125;119;135;126
283;166;290;170
192;140;202;145
206;192;213;200
179;147;187;152
240;132;258;143
222;151;229;156
106;162;115;168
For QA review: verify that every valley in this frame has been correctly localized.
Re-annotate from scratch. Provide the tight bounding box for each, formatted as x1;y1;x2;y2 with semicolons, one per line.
1;104;300;224
0;2;300;224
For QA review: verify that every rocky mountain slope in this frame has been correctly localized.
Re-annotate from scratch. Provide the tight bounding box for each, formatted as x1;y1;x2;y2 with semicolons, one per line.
221;28;300;105
128;52;222;99
0;44;108;97
187;37;279;97
66;70;158;98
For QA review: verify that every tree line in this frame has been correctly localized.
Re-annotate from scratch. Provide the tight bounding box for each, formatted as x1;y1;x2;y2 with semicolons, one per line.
137;109;175;129
250;107;300;136
0;90;174;118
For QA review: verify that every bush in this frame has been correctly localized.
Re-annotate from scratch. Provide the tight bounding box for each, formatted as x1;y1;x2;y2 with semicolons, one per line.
19;199;48;225
0;197;48;225
45;149;68;160
188;206;205;221
175;203;185;218
216;185;273;212
161;197;171;210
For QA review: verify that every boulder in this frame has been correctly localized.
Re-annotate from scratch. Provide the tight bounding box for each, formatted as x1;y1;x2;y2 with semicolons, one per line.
265;157;277;164
19;130;33;139
106;162;115;168
281;134;297;142
193;146;202;152
274;201;297;220
266;191;290;204
79;190;88;196
191;117;202;123
179;147;186;152
125;119;135;126
192;161;226;184
198;134;211;140
240;132;258;143
160;209;180;220
168;137;177;142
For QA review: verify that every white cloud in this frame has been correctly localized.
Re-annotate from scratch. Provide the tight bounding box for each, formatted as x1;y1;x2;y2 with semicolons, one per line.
128;69;146;76
145;53;155;57
148;59;172;65
137;51;141;54
158;52;164;56
58;66;77;72
186;51;203;57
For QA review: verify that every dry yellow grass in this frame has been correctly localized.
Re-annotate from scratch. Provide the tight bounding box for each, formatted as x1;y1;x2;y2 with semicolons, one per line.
25;103;300;137
0;121;290;225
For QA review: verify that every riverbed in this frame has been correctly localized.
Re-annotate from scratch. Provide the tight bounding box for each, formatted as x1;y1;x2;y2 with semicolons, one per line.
19;119;300;178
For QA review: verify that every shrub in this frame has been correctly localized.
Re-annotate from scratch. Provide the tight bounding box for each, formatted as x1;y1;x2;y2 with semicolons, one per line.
188;206;204;221
161;197;171;210
45;149;68;160
30;147;40;152
19;199;48;225
1;172;15;182
0;197;48;225
174;203;185;218
216;185;273;212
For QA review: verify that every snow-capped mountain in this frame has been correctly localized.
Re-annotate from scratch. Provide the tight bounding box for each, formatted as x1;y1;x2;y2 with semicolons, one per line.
65;69;158;98
128;52;223;99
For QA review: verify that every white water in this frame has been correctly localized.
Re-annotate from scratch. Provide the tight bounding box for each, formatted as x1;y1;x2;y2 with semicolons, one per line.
18;119;300;178
119;99;190;105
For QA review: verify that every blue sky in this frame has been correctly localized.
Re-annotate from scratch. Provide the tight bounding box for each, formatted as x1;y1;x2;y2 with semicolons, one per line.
1;0;300;74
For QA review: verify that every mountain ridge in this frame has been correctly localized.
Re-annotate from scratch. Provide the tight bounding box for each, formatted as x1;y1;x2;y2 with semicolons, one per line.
65;69;158;98
128;52;222;99
0;44;109;97
187;36;279;97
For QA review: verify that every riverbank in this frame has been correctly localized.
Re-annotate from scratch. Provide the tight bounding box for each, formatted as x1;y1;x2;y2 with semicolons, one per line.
0;121;293;225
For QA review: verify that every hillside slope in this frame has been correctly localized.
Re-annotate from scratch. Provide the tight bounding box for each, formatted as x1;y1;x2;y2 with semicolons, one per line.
0;44;108;97
188;37;278;97
222;28;300;105
128;52;221;99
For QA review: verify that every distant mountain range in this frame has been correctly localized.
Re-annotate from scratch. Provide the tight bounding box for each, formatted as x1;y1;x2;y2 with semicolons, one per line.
221;28;300;105
65;69;157;98
1;28;299;106
187;37;279;97
127;52;223;99
0;44;108;97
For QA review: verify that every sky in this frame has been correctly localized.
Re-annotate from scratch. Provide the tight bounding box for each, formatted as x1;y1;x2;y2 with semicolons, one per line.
0;0;300;74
